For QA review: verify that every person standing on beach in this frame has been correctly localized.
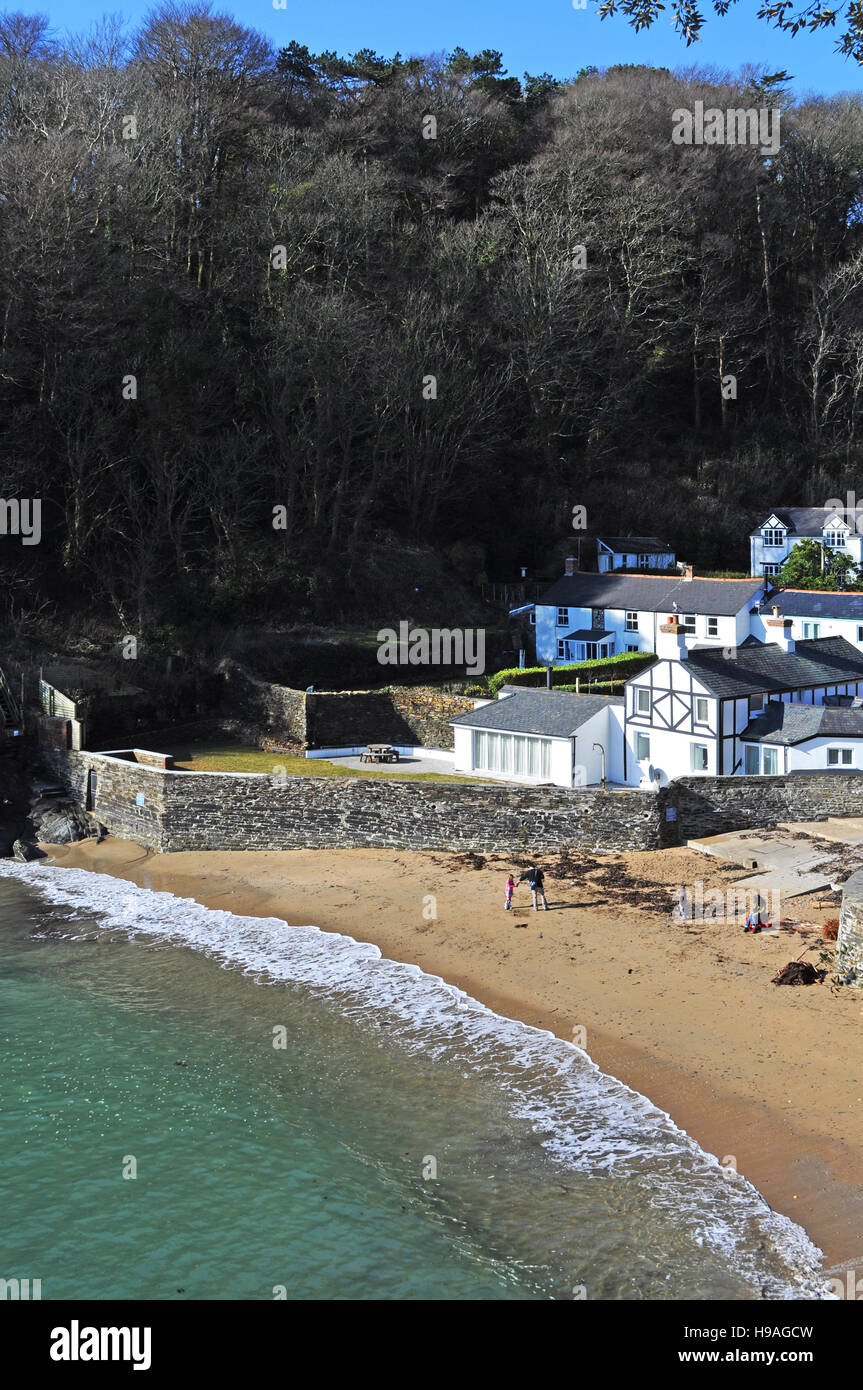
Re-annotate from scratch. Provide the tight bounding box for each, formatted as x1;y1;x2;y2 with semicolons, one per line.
519;866;548;911
504;874;515;910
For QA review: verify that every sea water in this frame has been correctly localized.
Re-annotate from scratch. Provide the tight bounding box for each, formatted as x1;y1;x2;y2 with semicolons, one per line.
0;863;832;1300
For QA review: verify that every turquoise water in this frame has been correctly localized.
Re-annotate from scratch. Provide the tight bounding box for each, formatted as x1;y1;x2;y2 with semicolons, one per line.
0;867;832;1300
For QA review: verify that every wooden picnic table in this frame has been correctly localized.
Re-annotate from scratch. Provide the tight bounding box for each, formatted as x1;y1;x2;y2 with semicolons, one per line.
361;744;400;764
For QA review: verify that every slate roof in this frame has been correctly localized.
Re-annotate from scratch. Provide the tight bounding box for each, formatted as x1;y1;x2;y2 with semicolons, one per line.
596;536;674;554
750;507;852;537
449;689;622;738
537;571;763;616
741;703;863;745
681;636;863;698
760;589;863;620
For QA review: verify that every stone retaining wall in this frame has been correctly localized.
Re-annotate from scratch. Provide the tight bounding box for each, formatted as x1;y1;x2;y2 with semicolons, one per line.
839;868;863;981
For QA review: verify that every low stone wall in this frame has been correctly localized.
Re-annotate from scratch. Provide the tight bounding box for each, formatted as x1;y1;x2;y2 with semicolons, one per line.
839;869;863;981
43;748;663;853
664;772;863;843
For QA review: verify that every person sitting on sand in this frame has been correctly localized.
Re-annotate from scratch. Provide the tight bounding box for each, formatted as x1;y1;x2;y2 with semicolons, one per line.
744;910;767;933
518;866;548;911
504;874;515;911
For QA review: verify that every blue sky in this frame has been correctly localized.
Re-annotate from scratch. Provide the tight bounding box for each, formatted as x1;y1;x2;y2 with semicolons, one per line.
38;0;862;97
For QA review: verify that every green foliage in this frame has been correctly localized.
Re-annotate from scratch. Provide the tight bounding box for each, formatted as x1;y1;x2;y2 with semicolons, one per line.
777;538;863;591
488;651;655;696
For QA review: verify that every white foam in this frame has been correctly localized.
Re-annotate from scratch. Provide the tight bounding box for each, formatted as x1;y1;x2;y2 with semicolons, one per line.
0;859;835;1299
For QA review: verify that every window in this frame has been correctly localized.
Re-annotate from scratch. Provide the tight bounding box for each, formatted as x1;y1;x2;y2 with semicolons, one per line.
763;747;779;775
749;694;765;714
625;611;638;631
557;640;567;660
635;732;650;760
637;554;650;569
802;622;820;639
824;529;847;549
529;611;536;626
828;747;854;766
858;625;863;643
706;617;718;638
744;745;760;775
472;730;551;779
691;744;709;772
635;689;650;714
762;563;781;577
680;613;696;630
626;644;638;653
762;528;785;547
556;607;569;627
695;698;709;723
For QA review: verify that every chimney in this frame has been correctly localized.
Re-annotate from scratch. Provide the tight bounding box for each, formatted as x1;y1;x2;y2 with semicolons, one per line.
657;614;689;661
564;557;576;576
765;613;795;654
682;564;693;581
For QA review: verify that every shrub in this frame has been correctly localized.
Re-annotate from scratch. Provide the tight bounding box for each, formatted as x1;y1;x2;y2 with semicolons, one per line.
488;650;655;696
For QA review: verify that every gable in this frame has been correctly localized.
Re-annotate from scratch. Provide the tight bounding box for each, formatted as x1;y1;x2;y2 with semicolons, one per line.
761;515;785;531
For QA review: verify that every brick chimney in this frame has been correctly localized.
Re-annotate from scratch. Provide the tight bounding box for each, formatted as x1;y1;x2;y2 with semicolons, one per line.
564;557;577;575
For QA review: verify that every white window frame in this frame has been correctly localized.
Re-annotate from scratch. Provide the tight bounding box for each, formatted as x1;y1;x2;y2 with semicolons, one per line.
556;607;569;627
694;697;709;723
827;747;854;766
762;562;781;577
691;743;709;772
802;622;820;639
762;528;785;548
858;625;863;643
680;613;696;630
529;611;536;626
626;644;638;653
635;688;650;715
625;611;638;631
824;529;847;549
635;732;650;760
762;746;779;775
706;616;718;638
557;639;567;660
743;744;760;775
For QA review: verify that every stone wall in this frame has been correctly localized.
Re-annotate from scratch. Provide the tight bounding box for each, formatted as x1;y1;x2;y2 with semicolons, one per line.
839;868;863;980
217;661;472;751
664;773;863;843
43;748;663;853
39;743;863;859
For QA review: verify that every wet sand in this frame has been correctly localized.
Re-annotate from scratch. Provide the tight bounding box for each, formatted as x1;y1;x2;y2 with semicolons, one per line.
43;836;863;1271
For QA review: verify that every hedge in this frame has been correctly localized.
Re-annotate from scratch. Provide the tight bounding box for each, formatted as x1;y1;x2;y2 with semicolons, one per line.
489;650;656;696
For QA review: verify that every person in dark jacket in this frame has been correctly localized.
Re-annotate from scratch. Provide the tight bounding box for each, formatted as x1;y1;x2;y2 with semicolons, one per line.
518;866;548;911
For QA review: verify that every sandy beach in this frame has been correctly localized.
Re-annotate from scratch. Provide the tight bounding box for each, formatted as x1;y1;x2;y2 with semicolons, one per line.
41;835;863;1272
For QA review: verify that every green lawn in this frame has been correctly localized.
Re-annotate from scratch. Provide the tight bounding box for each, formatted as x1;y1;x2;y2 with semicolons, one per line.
163;742;472;782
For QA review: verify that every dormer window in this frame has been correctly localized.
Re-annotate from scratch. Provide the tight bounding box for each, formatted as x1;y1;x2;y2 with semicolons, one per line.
762;527;785;547
824;528;847;548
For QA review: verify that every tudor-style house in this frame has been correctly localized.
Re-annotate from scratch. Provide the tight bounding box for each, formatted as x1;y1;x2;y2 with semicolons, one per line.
595;535;676;573
532;562;763;667
749;508;863;579
623;618;863;786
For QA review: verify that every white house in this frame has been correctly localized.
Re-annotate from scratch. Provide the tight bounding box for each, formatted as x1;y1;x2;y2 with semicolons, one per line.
533;563;764;667
750;588;863;651
623;620;863;787
596;535;676;573
749;508;863;579
449;688;625;788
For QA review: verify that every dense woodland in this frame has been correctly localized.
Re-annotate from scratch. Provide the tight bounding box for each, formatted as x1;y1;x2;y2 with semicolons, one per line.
2;3;863;638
